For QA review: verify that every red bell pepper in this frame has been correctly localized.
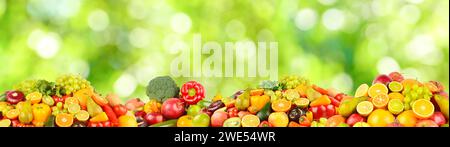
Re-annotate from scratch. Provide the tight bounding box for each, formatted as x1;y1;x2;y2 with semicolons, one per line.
113;104;128;116
299;116;311;127
309;104;336;120
181;81;205;105
258;121;272;127
312;84;328;95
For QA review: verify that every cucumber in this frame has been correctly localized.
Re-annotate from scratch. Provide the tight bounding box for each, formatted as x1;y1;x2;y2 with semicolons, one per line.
44;115;56;127
256;102;271;120
149;119;178;127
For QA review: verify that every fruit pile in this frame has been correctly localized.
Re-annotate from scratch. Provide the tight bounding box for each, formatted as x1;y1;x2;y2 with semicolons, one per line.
0;72;448;127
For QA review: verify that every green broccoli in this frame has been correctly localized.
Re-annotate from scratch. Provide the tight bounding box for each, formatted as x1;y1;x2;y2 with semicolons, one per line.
146;76;180;102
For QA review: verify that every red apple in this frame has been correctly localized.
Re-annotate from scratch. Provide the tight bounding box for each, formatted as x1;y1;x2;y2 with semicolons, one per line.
373;74;392;85
144;113;164;125
416;120;439;127
346;114;365;126
161;98;185;119
387;121;403;127
388;72;404;82
211;111;228;127
430;112;446;125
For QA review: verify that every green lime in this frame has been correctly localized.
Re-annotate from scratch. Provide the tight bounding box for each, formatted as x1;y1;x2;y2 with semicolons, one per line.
75;110;90;121
388;81;403;92
388;99;404;115
67;103;81;114
293;98;309;108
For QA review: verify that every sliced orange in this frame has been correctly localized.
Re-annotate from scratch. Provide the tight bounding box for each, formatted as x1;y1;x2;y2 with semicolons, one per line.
65;97;79;105
6;109;20;119
368;83;388;98
241;114;260;127
73;88;94;108
388;81;403;92
271;99;292;112
26;92;42;104
412;99;434;119
388;92;404;102
401;79;421;88
356;101;374;117
310;95;331;107
371;93;389;109
355;84;369;98
56;113;74;127
293;98;309;108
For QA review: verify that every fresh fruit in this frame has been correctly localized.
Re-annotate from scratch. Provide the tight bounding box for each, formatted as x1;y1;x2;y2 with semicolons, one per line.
310;95;331;107
372;74;392;85
211;111;228;127
90;112;109;123
192;113;210;127
367;109;395;127
279;75;309;90
55;113;74;127
113;104;127;116
355;84;369;98
118;115;138;127
161;98;185;119
42;95;54;106
67;104;81;114
403;84;433;110
27;92;42;104
388;72;404;82
283;89;300;101
268;112;289;127
412;99;434;119
227;107;238;118
144;113;164;125
388;99;404;115
401;79;420;89
149;119;178;127
187;105;202;116
429;112;446;126
206;100;225;114
368;83;388;98
306;87;322;101
143;99;161;114
434;95;449;119
298;116;311;126
55;74;92;95
6;109;19;119
271;99;291;112
177;115;193;127
388;92;404;101
125;98;145;111
236;89;250;111
326;115;346;127
288;107;306;122
356;101;374;117
75;110;90;121
32;103;51;127
372;93;389;109
105;93;121;106
238;111;251;118
248;95;270;114
339;96;368;117
18;101;33;124
415;120;439;127
241;114;260;127
309;105;336;120
396;110;417;127
91;94;109;106
388;81;403;92
180;81;205;105
346;114;365;126
250;89;265;96
223;117;241;127
288;121;301;127
86;96;103;117
146;76;180;102
4;91;25;104
0;119;11;127
73;88;94;108
353;122;370;127
293;98;309;108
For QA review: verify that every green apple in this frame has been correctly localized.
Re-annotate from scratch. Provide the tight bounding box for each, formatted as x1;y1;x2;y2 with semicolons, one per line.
187;105;202;116
192;113;210;127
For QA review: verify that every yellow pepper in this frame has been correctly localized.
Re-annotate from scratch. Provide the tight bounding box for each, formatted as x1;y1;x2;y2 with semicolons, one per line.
32;103;51;127
248;95;270;114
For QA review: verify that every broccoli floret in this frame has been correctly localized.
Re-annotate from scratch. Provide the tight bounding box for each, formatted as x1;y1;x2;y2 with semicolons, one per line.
146;76;180;102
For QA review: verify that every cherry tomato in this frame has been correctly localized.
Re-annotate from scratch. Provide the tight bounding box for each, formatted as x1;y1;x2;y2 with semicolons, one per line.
113;105;128;116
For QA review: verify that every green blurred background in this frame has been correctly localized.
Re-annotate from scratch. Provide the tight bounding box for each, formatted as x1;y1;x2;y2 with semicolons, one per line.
0;0;448;101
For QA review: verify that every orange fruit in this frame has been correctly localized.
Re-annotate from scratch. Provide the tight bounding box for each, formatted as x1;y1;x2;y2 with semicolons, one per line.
396;110;417;127
368;83;388;98
356;101;374;117
367;109;395;127
268;112;289;127
412;99;434;119
6;109;20;119
73;88;94;108
56;113;74;127
177;115;193;127
388;81;403;92
241;114;260;127
326;115;346;127
65;97;79;105
388;92;404;102
355;84;369;98
310;95;331;107
75;110;90;122
26;92;42;104
118;115;138;127
371;93;389;109
293;98;310;108
401;79;421;88
271;99;292;112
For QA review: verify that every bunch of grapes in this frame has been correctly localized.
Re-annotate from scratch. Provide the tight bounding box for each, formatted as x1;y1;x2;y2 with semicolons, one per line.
403;84;433;110
56;74;92;95
279;75;310;90
13;80;38;95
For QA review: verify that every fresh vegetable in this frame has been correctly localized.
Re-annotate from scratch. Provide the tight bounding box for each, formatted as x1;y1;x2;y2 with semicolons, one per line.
248;95;270;114
309;104;336;120
102;105;119;126
256;102;271;120
150;119;178;127
180;81;205;105
32;103;51;127
144;113;164;125
206;100;225;114
187;105;202;116
288;107;306;122
143;99;161;114
44;115;55;127
113;104;127;116
118;115;138;127
105;93;121;106
3;91;25;104
299;116;311;127
258;121;272;127
146;76;180;102
227;107;238;118
91;93;109;106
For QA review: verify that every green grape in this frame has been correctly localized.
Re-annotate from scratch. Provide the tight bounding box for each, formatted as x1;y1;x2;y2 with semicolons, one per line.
57;102;63;109
56;74;92;95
